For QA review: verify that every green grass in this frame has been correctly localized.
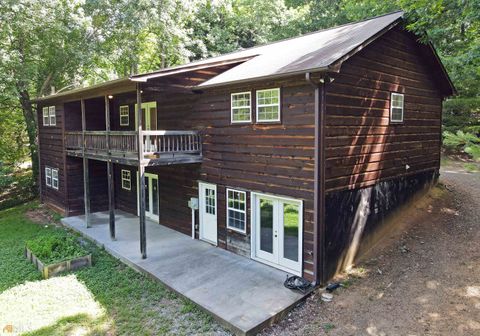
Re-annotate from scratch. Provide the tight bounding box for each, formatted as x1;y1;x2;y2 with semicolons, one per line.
0;202;222;335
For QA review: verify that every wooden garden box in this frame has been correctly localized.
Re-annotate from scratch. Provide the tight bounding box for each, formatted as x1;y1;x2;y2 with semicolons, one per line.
25;247;92;279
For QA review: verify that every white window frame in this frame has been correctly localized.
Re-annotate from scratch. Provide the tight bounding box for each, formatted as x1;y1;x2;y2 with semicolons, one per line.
226;188;247;234
121;169;131;190
119;105;130;126
49;106;56;126
51;168;59;190
45;167;52;187
256;88;281;123
390;92;404;123
42;107;50;126
231;92;252;123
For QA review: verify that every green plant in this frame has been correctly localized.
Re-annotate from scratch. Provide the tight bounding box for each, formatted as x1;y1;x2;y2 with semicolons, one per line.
26;230;89;265
443;130;480;161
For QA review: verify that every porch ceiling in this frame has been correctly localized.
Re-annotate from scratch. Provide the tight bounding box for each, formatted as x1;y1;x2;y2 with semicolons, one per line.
61;210;307;335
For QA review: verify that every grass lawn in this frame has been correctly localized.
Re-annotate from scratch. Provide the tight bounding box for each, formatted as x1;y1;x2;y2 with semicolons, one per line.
0;202;226;335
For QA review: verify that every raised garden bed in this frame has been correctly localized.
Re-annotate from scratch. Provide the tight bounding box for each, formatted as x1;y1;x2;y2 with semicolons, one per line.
25;231;91;279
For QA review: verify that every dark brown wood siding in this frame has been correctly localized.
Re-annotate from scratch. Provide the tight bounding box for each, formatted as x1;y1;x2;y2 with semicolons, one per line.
37;104;67;213
325;26;443;193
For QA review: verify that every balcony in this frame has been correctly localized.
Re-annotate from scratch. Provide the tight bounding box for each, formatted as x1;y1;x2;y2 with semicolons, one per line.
65;130;202;166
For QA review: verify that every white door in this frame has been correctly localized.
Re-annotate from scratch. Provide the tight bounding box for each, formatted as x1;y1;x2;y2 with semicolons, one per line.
138;173;159;222
252;193;303;275
199;182;217;245
135;102;158;152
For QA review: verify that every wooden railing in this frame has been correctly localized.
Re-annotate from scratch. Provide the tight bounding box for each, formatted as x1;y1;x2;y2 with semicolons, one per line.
64;130;201;158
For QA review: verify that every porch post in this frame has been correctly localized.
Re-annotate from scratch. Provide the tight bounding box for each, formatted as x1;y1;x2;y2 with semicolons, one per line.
81;99;91;228
137;84;147;259
105;95;115;240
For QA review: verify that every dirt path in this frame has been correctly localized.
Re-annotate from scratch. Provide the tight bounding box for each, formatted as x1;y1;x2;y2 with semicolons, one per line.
261;164;480;336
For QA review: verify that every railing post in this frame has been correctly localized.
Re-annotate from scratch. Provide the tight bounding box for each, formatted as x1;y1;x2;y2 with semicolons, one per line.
81;99;91;228
137;84;147;259
105;95;115;240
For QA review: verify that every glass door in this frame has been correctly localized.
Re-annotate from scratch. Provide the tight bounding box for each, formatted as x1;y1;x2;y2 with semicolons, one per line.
253;193;302;275
143;173;159;222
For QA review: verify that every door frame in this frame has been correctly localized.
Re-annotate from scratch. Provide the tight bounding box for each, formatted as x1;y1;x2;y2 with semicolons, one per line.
250;192;303;275
134;101;157;130
198;181;218;245
136;172;159;222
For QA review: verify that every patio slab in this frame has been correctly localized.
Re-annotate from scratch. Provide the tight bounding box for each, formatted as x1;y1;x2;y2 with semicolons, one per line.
61;210;308;335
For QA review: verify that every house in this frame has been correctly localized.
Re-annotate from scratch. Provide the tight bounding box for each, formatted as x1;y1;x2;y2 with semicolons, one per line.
34;11;455;284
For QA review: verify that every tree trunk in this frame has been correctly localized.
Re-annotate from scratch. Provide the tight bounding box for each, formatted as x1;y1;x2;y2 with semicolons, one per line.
18;88;38;191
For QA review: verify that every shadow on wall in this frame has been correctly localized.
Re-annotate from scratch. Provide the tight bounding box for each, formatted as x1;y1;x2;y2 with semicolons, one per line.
325;169;438;279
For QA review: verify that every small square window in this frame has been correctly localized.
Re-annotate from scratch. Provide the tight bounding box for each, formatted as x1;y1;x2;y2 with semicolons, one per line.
226;189;247;233
256;88;280;122
121;169;131;190
49;106;56;126
120;105;129;126
390;93;404;123
42;107;49;126
52;168;59;190
231;92;251;123
45;167;52;187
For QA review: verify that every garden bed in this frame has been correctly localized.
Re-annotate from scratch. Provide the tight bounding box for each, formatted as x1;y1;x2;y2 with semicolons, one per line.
25;231;91;279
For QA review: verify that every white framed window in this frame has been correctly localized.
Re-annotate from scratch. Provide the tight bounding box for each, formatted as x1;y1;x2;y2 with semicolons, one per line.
390;93;404;123
45;167;52;187
119;105;129;126
205;188;216;215
121;169;131;190
49;106;56;126
226;188;247;233
52;168;59;190
256;88;280;122
42;107;50;126
231;92;251;123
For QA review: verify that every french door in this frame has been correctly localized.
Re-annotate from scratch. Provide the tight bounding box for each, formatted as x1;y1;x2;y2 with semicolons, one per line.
138;173;159;222
252;193;302;275
135;102;158;153
199;182;217;245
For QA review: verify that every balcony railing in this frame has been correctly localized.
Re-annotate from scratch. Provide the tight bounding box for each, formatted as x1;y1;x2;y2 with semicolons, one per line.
65;130;202;161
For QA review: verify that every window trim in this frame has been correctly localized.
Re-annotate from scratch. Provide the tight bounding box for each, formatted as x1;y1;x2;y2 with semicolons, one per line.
121;169;131;191
49;106;56;126
226;188;247;234
390;92;404;123
256;88;281;123
42;107;50;126
51;168;59;190
45;167;52;187
119;105;130;126
230;91;252;124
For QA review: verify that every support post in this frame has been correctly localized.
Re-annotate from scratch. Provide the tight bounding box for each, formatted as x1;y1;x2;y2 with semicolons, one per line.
105;95;115;240
137;84;147;259
81;99;91;228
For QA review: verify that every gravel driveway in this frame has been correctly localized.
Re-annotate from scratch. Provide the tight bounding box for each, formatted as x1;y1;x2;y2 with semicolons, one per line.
261;162;480;336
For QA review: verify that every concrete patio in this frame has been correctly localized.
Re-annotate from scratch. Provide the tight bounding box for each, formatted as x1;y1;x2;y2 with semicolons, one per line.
61;210;307;335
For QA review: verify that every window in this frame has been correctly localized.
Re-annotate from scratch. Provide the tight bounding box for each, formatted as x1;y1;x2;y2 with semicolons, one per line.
121;169;131;190
256;88;280;122
42;107;49;126
120;105;129;126
52;168;59;190
231;92;251;123
45;167;52;187
226;189;247;233
49;106;56;126
205;188;215;215
390;93;404;122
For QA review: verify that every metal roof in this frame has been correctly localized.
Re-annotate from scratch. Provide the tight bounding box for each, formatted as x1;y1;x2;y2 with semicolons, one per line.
197;11;404;88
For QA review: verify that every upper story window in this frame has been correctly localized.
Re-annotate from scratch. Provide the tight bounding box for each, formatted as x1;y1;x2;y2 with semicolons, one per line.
121;169;131;190
256;88;280;122
390;93;404;123
42;106;56;126
119;105;130;126
231;92;251;123
45;167;59;189
226;189;247;233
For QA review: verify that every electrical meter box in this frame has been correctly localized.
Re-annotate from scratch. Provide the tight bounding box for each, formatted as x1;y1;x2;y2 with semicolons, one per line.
188;197;199;210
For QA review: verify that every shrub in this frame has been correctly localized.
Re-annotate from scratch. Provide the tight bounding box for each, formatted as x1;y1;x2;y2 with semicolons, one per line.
443;97;480;134
443;130;480;161
26;230;89;265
